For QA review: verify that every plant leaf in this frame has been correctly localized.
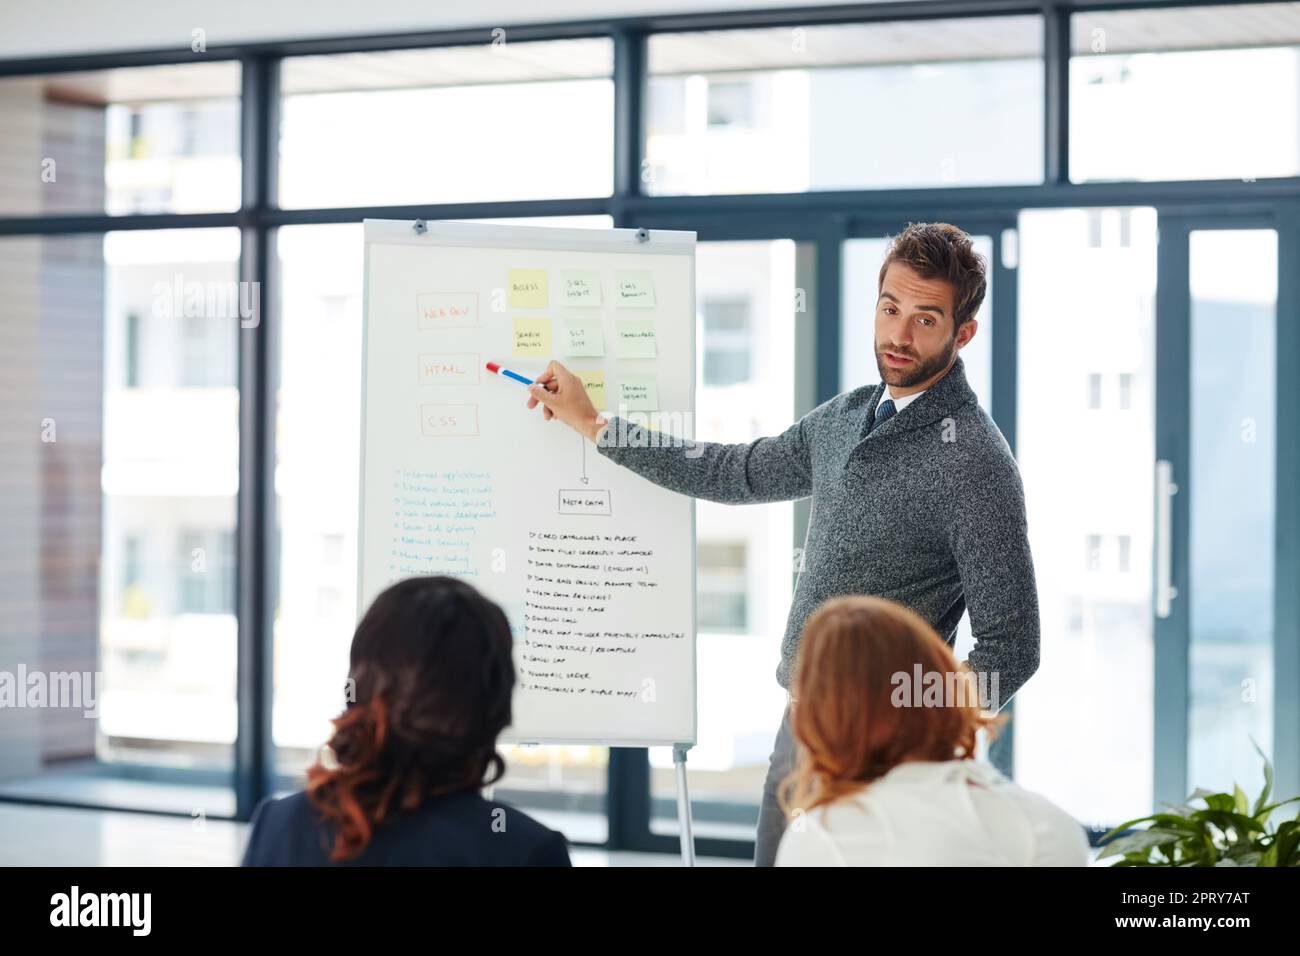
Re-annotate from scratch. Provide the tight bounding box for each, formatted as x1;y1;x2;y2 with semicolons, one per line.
1256;795;1300;816
1250;736;1273;816
1201;810;1266;837
1233;784;1250;815
1101;813;1201;843
1096;828;1184;860
1271;822;1300;867
1200;793;1236;813
1101;816;1161;842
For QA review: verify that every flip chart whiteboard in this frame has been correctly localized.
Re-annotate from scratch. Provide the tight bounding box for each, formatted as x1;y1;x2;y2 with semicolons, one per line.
359;220;697;746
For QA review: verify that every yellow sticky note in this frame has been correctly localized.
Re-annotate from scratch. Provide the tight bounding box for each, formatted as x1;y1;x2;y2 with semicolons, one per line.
561;270;602;307
617;374;658;411
512;317;551;358
575;370;607;409
562;318;605;357
508;269;549;308
614;320;656;358
615;271;655;308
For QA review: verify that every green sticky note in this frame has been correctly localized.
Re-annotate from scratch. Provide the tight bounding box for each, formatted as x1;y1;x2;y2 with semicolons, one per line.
561;270;602;307
508;269;548;309
614;271;655;308
561;318;605;357
614;319;656;358
617;374;658;411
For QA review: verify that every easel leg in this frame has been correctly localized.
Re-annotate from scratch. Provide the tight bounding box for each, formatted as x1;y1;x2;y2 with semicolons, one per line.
673;743;695;867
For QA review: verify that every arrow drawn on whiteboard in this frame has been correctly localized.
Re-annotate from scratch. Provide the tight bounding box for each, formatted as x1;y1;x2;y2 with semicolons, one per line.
580;431;589;484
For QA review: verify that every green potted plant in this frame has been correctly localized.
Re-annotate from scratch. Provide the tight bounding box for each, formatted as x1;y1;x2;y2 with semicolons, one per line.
1099;740;1300;866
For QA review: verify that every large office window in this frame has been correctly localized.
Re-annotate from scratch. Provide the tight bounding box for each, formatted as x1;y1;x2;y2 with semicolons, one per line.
1013;207;1158;829
648;239;809;840
0;63;241;217
1188;229;1277;796
1071;4;1300;183
272;223;364;776
0;228;241;814
646;16;1043;195
1;233;107;799
277;40;614;209
101;228;242;784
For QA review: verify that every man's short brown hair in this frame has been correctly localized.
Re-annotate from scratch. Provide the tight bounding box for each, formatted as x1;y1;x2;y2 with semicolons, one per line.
878;222;987;329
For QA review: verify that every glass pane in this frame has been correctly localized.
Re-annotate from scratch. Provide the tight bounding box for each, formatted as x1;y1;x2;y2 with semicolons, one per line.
1188;229;1276;795
273;223;364;771
649;240;807;839
1071;4;1300;182
1014;207;1158;828
0;229;241;815
273;216;613;843
646;17;1043;195
0;62;241;216
278;40;614;208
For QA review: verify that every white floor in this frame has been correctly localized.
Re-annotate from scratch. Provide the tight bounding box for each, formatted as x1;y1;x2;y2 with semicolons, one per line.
0;802;747;867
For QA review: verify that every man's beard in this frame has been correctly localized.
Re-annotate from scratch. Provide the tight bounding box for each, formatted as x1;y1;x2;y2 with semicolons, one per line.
874;335;957;389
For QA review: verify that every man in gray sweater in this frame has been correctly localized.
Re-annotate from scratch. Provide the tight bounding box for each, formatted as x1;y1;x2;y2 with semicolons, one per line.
525;222;1040;866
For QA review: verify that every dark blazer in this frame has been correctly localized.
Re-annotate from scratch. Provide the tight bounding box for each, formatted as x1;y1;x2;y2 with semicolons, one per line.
241;789;571;867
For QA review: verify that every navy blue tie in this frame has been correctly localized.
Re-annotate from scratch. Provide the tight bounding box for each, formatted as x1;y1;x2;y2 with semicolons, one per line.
872;397;896;432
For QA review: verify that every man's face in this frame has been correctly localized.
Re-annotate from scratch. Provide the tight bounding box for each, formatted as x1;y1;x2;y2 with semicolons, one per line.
874;262;976;391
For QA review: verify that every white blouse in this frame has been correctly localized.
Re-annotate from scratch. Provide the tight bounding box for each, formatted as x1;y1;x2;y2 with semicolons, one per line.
774;758;1090;867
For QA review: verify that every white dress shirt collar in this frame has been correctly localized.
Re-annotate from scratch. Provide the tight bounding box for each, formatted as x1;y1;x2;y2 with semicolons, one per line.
879;384;927;415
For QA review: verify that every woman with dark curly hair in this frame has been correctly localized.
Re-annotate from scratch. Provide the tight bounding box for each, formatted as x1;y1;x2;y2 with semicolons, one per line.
241;575;570;866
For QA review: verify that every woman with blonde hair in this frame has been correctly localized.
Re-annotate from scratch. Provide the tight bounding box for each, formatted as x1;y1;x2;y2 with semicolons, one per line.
775;595;1087;866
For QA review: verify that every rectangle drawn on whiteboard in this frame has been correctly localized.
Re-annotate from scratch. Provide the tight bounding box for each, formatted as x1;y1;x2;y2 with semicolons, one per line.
418;352;479;386
419;403;479;437
417;292;478;328
558;488;612;516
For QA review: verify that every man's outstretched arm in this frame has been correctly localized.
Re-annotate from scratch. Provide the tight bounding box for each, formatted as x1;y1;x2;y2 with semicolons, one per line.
526;360;816;505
